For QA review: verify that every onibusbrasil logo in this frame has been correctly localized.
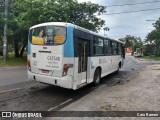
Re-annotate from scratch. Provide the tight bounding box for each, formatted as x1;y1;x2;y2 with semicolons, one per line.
1;112;42;118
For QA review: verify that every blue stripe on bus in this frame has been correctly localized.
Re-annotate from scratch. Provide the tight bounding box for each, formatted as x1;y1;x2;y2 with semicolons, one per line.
64;26;74;57
28;38;31;55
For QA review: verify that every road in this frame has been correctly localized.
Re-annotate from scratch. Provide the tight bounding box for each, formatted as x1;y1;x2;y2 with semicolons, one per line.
0;55;160;119
0;66;28;86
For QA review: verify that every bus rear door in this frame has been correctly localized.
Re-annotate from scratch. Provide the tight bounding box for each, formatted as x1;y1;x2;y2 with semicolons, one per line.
77;39;90;84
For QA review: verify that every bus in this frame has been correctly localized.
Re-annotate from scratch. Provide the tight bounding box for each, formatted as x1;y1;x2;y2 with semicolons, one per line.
27;22;125;90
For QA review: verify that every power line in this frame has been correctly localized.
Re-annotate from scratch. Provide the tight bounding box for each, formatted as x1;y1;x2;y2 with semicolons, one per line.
103;8;160;15
106;1;160;7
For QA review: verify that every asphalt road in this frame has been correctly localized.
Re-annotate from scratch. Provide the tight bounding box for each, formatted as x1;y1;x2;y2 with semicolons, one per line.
0;55;160;119
0;66;29;87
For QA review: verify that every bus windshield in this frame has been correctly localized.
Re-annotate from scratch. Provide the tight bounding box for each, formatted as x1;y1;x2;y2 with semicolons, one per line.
30;26;66;45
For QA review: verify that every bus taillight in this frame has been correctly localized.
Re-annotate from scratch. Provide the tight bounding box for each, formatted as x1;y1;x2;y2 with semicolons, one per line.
63;64;69;76
27;60;31;71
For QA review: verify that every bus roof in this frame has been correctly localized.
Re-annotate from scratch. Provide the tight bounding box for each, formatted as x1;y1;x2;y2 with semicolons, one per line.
30;22;124;44
74;25;124;44
30;22;71;29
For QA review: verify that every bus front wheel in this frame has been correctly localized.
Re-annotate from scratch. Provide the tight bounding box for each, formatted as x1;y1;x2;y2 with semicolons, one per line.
93;68;101;86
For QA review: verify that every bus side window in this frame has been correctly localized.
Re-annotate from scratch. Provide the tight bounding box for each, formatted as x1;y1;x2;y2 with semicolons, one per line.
93;37;104;55
112;41;118;55
122;45;125;59
118;43;122;55
110;41;113;55
104;39;110;55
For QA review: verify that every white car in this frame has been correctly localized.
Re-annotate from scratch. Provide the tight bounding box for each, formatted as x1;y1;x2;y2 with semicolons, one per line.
134;52;142;57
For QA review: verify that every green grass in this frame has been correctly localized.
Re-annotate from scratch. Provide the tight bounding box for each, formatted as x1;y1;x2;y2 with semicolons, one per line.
0;53;27;67
142;55;160;60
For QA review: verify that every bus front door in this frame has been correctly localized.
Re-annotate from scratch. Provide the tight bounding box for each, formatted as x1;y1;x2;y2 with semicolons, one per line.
78;39;89;84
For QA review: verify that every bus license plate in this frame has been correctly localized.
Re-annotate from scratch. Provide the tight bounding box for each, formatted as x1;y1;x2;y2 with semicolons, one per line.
41;70;49;74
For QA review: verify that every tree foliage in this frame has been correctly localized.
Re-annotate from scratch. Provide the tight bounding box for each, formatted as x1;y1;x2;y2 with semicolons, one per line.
145;18;160;55
119;35;142;47
119;35;142;55
11;0;106;31
0;0;106;57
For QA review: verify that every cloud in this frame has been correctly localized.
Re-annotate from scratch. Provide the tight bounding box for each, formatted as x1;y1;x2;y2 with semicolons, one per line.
77;0;160;40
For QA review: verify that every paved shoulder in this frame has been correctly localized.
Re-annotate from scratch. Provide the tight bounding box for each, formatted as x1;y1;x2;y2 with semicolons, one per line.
0;66;28;87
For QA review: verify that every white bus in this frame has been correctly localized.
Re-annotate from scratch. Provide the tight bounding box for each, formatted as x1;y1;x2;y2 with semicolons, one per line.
27;22;125;90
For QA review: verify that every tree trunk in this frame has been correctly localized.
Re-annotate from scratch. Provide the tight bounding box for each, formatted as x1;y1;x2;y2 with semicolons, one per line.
14;38;19;57
19;44;27;57
156;39;158;56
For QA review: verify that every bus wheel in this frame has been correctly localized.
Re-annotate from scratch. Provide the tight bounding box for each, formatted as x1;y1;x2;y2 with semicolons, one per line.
93;68;101;86
115;64;119;74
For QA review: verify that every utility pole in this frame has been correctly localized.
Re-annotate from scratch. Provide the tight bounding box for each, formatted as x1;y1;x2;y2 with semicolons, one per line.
3;0;9;62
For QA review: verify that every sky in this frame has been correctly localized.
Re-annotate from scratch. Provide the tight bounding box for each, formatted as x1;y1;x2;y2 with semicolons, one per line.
77;0;160;40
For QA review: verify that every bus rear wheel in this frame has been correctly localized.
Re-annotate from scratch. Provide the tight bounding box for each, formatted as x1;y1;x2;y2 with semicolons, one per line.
115;67;119;74
115;63;120;74
93;68;101;86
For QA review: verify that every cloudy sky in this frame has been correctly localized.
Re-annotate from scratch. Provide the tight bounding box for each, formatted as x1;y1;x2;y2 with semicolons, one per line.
77;0;160;40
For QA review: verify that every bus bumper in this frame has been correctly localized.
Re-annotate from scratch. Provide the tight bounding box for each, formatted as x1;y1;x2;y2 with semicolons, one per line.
28;71;73;89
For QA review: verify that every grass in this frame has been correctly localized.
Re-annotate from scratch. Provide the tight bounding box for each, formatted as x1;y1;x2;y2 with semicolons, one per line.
142;55;160;60
0;53;27;67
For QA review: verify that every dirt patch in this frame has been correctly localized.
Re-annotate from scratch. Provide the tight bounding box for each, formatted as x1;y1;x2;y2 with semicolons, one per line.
100;102;117;111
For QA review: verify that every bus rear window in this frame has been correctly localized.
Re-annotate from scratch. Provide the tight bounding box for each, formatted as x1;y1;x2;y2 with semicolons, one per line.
30;26;66;45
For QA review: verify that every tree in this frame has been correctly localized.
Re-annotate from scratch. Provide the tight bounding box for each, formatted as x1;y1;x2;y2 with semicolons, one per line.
6;0;106;57
0;0;4;55
18;0;106;31
145;18;160;56
119;35;142;55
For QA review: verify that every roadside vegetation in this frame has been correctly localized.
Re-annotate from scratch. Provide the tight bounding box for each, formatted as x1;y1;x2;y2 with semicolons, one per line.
0;53;27;67
142;55;160;60
119;18;160;57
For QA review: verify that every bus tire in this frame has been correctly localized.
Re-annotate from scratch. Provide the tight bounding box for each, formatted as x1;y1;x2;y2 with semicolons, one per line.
115;64;120;74
93;68;101;86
